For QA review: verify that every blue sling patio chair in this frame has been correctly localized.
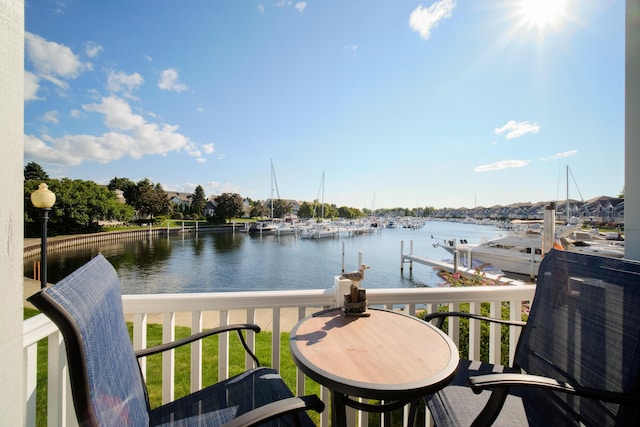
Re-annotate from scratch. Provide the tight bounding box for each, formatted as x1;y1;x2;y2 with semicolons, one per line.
423;249;640;426
28;253;324;427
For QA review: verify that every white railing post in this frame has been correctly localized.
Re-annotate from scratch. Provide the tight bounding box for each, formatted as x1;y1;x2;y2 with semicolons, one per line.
488;301;501;364
272;307;282;370
246;309;256;370
24;343;37;427
468;301;481;360
191;311;203;392
509;298;524;365
47;331;63;426
219;310;230;380
24;285;536;427
162;312;175;404
133;313;147;378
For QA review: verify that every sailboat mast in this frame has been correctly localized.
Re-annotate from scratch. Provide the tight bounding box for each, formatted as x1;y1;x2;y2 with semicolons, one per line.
566;165;570;222
270;159;274;219
321;171;325;219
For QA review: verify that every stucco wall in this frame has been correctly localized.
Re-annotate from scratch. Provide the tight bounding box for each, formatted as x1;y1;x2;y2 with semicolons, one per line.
0;1;25;425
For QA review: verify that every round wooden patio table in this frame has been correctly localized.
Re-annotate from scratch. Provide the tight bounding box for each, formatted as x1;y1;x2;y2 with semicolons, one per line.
289;307;459;426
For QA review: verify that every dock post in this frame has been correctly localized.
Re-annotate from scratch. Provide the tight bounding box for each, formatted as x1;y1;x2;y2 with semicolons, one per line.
409;240;413;272
400;240;404;272
453;249;459;272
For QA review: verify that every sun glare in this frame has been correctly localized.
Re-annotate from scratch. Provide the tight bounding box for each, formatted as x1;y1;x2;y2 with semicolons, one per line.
519;0;568;31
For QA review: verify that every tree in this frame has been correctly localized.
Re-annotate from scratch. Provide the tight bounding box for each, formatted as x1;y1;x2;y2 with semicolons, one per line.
108;177;136;204
315;202;338;219
133;179;170;220
24;161;49;181
249;200;269;218
213;193;244;223
191;185;207;217
338;206;364;219
297;201;314;219
272;199;292;219
24;178;134;236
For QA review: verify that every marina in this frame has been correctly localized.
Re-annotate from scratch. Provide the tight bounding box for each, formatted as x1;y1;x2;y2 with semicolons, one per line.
24;220;507;294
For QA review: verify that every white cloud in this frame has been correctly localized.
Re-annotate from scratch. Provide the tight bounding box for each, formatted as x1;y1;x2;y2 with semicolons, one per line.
196;158;207;163
203;181;224;196
39;73;70;90
542;150;578;161
494;120;540;139
24;71;41;102
202;143;215;154
70;109;82;118
83;96;145;131
25;32;90;80
25;96;196;166
84;41;103;58
258;3;265;13
273;1;307;13
344;44;358;57
158;68;189;92
409;0;456;40
188;148;202;158
107;70;144;93
41;110;59;124
474;160;530;172
129;123;192;158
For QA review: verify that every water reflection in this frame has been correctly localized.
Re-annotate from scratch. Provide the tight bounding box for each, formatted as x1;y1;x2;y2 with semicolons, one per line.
24;224;503;294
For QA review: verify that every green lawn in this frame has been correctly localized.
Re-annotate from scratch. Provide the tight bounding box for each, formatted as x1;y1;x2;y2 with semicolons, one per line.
24;307;322;426
26;303;522;426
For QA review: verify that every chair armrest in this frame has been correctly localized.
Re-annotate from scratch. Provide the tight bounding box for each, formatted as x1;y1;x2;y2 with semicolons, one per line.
469;373;640;405
424;311;526;329
135;323;261;366
221;395;325;427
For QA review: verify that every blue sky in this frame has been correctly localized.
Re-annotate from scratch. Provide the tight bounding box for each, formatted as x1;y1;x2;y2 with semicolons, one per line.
24;0;624;210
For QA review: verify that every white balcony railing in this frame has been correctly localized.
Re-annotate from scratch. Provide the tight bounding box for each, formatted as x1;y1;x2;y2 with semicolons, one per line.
23;284;535;427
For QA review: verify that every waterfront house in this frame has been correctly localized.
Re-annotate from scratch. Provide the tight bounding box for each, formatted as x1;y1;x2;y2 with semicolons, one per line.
433;196;625;225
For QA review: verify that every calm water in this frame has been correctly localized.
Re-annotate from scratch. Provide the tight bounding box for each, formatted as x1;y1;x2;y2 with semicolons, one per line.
25;221;504;294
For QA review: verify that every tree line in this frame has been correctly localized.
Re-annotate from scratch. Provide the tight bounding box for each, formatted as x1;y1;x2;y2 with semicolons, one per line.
24;162;435;237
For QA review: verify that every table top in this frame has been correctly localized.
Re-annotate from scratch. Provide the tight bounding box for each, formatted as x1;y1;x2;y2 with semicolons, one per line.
289;307;459;401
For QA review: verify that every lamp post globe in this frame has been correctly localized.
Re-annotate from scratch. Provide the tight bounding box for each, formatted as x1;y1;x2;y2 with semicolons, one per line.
30;183;56;209
30;183;55;288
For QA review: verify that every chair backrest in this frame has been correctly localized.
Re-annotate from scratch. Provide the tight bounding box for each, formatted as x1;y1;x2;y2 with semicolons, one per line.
28;253;150;426
514;249;640;425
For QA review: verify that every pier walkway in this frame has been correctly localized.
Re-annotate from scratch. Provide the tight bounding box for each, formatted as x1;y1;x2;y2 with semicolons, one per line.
400;238;529;286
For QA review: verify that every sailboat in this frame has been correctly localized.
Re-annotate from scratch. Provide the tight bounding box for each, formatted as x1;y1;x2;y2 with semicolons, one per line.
299;171;339;239
248;160;297;236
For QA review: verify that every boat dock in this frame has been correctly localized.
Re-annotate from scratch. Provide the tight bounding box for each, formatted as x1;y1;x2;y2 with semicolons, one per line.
400;241;529;286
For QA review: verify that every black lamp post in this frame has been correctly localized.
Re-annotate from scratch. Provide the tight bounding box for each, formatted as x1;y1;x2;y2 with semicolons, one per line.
30;183;56;289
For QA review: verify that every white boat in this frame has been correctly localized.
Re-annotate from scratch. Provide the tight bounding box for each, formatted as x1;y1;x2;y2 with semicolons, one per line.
248;220;298;236
248;221;278;235
434;234;543;278
274;222;298;235
299;223;339;239
434;226;624;278
561;229;625;258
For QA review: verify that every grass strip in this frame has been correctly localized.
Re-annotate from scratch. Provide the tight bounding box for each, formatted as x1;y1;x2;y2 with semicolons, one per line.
24;308;322;426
